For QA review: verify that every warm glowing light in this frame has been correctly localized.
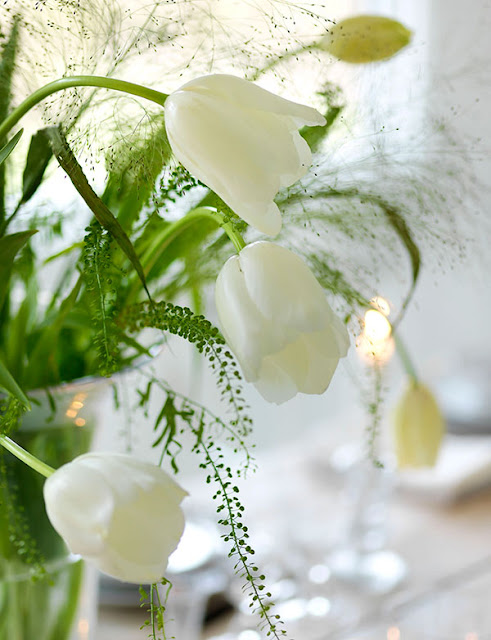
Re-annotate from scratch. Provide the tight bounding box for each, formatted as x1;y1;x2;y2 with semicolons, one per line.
71;401;84;409
356;302;395;365
364;309;392;342
465;633;478;640
357;333;395;364
74;393;88;402
370;296;391;316
387;627;400;640
75;418;86;427
66;409;77;418
78;618;89;640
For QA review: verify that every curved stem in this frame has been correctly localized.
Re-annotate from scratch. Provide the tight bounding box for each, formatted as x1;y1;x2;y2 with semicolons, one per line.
163;206;246;254
129;206;245;301
0;76;168;141
0;435;55;478
393;332;418;382
247;44;317;82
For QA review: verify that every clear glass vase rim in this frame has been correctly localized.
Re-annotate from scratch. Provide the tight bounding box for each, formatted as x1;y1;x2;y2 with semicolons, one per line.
24;342;163;400
0;553;82;583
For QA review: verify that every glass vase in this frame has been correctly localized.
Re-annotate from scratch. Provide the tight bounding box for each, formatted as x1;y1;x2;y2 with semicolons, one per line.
0;378;107;640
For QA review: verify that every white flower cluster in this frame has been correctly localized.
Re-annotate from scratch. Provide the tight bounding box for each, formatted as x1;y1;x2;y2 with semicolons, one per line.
166;74;350;404
44;74;350;585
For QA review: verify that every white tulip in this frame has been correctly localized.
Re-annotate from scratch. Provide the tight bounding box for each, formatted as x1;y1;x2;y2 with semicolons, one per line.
43;453;187;584
393;382;445;468
215;241;350;404
164;74;326;236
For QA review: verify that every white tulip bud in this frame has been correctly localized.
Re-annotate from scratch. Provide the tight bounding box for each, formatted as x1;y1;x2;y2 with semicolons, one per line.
43;453;187;584
164;74;326;236
215;241;349;404
319;15;411;64
393;382;445;468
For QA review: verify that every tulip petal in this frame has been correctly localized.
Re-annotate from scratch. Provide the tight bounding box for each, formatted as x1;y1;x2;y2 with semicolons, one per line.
43;453;188;584
216;253;283;378
215;241;350;403
165;74;325;236
239;242;331;333
44;462;114;556
176;74;326;126
254;356;299;404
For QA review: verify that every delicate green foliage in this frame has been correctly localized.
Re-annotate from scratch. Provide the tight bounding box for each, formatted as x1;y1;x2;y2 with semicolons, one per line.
136;376;284;638
300;188;421;326
139;376;254;475
103;115;172;232
309;255;370;315
300;84;344;153
0;397;27;437
365;365;385;468
82;223;121;377
140;580;171;640
151;164;200;214
122;301;253;438
280;184;424;324
198;435;284;637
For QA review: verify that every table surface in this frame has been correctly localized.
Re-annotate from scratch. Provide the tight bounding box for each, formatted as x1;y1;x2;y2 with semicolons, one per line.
94;424;491;640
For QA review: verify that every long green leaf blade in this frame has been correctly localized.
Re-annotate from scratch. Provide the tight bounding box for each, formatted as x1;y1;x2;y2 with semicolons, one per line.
0;17;20;222
0;229;38;309
45;126;151;300
21;128;53;203
0;357;30;408
0;129;23;167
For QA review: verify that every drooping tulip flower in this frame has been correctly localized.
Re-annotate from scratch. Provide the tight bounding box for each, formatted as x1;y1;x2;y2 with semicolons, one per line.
164;74;326;236
43;453;187;584
393;381;445;468
319;15;411;64
215;241;350;404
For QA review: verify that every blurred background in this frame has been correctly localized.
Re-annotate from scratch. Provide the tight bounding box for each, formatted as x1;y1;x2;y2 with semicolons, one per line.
3;0;491;637
91;1;491;639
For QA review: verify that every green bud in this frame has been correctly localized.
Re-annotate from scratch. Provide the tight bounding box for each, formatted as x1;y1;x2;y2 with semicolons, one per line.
393;381;445;468
319;15;412;64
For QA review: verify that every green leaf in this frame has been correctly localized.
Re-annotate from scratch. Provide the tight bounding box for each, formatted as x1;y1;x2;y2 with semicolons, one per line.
21;128;53;204
0;128;23;167
5;273;38;380
0;357;30;408
0;17;20;221
25;277;83;389
0;229;38;309
45;126;152;300
300;85;343;153
44;241;84;264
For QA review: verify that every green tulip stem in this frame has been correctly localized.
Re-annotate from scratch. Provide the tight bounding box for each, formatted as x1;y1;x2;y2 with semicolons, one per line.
127;207;245;302
183;207;246;253
0;435;55;478
0;76;169;141
393;332;418;383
